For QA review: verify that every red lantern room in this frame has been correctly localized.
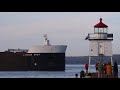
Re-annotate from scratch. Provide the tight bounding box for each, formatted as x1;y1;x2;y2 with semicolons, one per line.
94;18;108;34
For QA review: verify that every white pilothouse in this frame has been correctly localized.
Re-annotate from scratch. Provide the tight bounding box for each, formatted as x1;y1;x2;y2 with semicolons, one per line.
27;34;67;53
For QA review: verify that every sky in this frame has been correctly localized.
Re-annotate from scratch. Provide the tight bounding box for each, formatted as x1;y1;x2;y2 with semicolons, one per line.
0;12;120;56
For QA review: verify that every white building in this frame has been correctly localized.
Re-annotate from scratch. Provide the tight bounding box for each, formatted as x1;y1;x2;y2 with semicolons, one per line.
85;18;113;72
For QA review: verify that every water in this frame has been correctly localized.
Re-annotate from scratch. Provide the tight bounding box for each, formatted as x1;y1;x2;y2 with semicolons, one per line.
0;64;119;78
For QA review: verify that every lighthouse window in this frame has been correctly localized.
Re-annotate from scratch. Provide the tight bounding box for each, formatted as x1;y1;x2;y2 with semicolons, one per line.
94;28;98;33
98;28;104;33
103;28;107;33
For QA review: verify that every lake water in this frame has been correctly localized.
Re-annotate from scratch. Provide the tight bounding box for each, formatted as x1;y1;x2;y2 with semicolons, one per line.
0;64;119;78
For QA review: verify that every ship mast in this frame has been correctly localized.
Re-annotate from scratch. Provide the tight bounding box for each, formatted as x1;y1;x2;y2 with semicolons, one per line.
43;34;50;46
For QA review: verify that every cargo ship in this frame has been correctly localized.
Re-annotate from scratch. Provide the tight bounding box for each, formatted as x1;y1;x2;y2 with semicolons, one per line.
0;34;67;71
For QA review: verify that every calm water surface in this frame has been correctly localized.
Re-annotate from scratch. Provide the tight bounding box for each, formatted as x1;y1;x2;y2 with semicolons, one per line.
0;65;119;78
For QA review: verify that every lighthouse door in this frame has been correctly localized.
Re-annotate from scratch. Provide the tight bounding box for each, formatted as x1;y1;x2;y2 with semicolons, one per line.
98;42;104;55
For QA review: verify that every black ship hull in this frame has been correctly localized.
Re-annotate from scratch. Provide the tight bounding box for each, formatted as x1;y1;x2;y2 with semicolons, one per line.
0;52;65;71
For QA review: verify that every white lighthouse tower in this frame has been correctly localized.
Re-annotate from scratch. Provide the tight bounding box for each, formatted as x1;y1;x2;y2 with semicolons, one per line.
85;18;113;72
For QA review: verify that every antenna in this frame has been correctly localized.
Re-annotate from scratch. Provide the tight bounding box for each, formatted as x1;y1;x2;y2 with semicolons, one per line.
43;34;50;46
43;34;47;40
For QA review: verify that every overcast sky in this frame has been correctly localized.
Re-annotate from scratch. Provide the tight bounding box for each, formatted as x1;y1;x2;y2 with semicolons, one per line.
0;12;120;56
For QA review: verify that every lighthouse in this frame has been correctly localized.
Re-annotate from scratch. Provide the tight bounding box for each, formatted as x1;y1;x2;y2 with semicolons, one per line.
85;18;113;72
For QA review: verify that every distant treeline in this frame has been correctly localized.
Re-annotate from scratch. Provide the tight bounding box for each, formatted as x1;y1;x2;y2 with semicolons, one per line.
65;54;120;65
